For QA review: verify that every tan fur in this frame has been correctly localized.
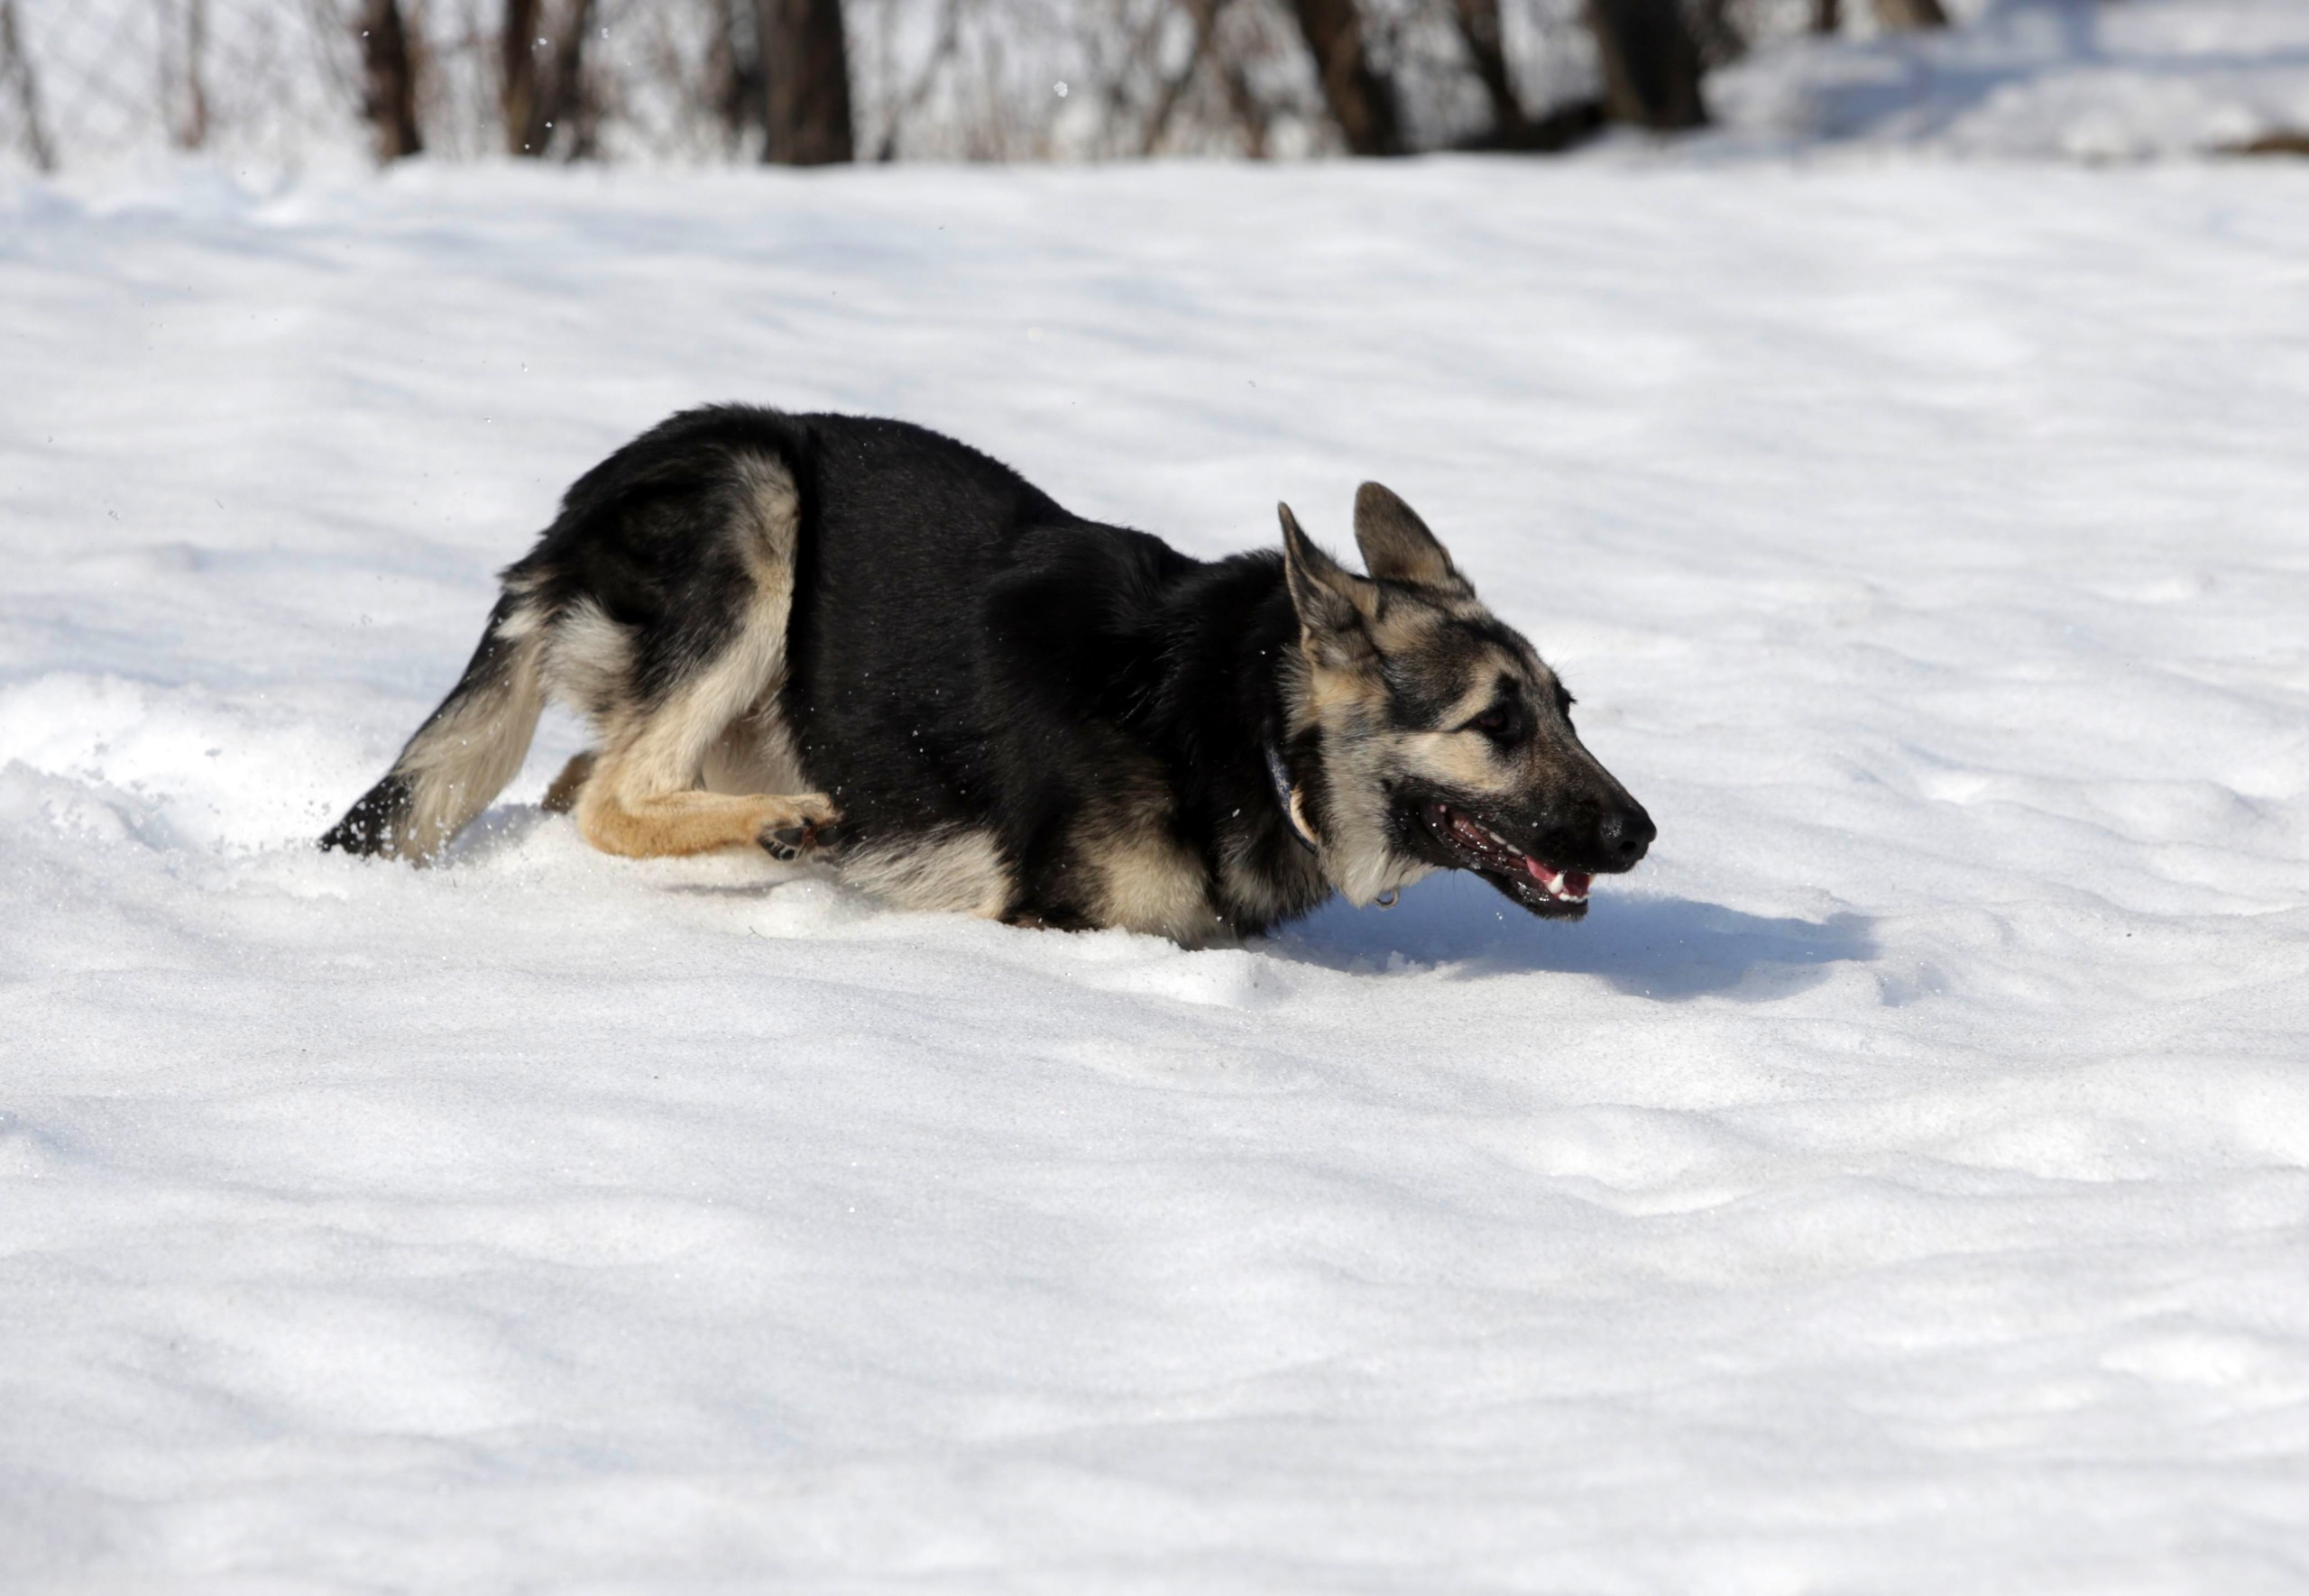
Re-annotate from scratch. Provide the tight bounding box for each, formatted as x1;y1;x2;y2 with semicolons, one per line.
387;618;547;861
1284;649;1435;907
1095;831;1228;944
540;597;634;723
1402;730;1510;794
701;702;808;798
575;784;837;858
1086;821;1226;945
549;452;837;861
1397;656;1528;795
839;829;1015;917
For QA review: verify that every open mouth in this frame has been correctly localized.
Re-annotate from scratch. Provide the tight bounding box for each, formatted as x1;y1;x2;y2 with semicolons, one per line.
1420;800;1592;918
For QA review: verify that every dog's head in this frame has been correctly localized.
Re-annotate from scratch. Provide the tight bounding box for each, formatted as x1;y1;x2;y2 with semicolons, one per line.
1278;484;1653;921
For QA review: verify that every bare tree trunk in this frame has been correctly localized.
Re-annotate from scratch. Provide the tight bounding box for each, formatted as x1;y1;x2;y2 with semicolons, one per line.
561;5;600;160
1586;0;1706;131
179;0;210;148
759;0;854;165
1692;0;1745;66
1451;0;1525;137
1872;0;1948;27
0;0;55;171
1811;0;1840;34
1139;0;1222;155
1217;32;1273;158
501;0;540;153
538;0;593;158
503;0;594;159
358;0;424;161
1288;0;1401;155
705;0;762;153
872;0;957;161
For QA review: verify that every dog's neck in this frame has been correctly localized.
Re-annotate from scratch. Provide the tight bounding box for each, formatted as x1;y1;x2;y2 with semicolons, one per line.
1135;554;1333;931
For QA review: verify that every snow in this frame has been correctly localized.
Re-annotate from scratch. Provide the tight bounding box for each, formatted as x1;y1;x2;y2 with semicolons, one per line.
1710;0;2309;160
5;154;2309;1590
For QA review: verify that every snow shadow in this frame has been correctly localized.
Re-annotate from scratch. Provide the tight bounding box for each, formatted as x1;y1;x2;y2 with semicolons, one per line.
442;806;1873;1001
1274;871;1877;1001
441;805;557;863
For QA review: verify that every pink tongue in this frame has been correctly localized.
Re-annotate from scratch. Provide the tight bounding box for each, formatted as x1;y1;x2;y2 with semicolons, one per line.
1523;856;1559;887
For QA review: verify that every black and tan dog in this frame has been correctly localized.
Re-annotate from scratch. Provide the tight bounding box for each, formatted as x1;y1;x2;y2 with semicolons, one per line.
323;406;1653;944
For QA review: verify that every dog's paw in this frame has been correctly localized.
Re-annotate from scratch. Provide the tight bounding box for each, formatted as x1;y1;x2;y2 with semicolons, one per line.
759;799;845;862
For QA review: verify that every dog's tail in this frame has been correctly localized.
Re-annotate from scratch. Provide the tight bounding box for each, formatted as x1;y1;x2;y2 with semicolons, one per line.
320;591;547;863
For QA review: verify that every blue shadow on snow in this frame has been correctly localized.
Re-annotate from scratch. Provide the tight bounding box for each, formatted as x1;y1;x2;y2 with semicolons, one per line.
444;805;1873;1002
1272;870;1876;1002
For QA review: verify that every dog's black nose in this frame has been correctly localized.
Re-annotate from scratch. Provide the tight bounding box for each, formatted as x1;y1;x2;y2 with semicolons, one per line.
1599;803;1655;868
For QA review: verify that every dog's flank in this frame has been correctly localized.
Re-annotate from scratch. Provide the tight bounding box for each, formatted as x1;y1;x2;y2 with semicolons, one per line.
323;404;1654;941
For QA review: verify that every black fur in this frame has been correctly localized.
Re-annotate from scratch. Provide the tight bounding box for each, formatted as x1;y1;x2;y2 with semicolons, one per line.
740;407;1323;931
318;771;415;856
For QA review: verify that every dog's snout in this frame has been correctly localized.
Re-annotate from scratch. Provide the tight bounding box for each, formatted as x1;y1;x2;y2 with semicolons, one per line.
1598;803;1655;869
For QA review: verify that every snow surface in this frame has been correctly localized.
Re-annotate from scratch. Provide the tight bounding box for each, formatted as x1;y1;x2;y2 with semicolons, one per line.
1710;0;2309;160
5;157;2309;1590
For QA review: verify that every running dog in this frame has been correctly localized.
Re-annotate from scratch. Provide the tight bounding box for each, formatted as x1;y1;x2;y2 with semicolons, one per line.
322;406;1653;944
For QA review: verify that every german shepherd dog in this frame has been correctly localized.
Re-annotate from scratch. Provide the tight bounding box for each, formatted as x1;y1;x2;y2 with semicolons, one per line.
322;406;1653;945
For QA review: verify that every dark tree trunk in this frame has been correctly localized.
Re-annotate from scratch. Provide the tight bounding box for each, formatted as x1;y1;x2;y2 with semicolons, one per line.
1872;0;1949;28
1139;0;1219;155
1811;0;1841;33
1451;0;1524;137
503;0;595;160
501;0;539;153
1586;0;1706;131
1287;0;1403;156
539;0;594;158
357;0;423;161
1692;0;1745;66
706;0;764;153
176;0;211;149
1453;97;1604;153
0;0;57;170
759;0;854;165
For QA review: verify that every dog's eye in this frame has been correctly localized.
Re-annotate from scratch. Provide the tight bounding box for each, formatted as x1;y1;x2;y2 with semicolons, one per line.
1469;705;1515;739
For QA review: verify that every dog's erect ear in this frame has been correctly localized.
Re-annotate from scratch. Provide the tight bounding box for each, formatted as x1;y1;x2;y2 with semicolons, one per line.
1279;503;1375;655
1353;482;1463;592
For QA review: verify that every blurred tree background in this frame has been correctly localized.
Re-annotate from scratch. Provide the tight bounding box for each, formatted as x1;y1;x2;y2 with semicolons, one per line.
0;0;1957;170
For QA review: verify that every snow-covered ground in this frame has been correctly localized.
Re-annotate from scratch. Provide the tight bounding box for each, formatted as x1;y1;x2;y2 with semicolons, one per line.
4;156;2308;1590
1712;0;2309;159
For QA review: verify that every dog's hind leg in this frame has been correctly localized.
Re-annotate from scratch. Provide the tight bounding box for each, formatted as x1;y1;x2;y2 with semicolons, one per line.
557;451;838;862
575;758;838;859
572;682;838;859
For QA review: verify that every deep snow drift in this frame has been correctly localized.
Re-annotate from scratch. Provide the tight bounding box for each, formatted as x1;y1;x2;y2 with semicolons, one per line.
4;158;2308;1591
